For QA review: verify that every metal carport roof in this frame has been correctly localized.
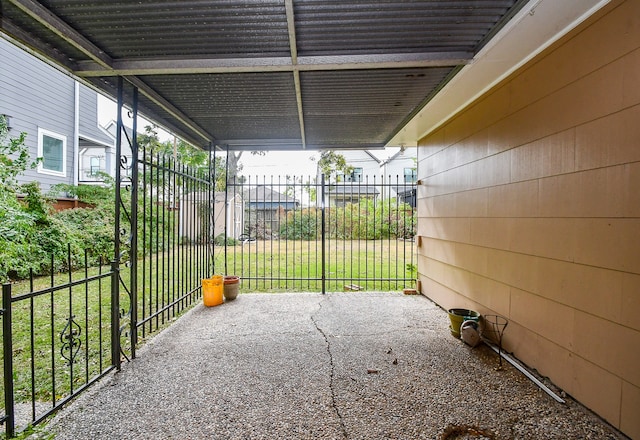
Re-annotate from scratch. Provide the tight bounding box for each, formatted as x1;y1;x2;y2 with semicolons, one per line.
0;1;596;151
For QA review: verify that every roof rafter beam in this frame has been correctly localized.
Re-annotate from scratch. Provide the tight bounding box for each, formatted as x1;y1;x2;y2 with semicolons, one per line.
285;0;306;149
6;0;113;69
124;76;215;146
73;52;473;77
218;139;303;150
0;16;78;71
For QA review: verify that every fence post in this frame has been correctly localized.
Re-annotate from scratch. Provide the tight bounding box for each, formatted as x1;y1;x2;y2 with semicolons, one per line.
2;283;15;438
110;261;121;371
320;174;326;294
130;86;139;359
113;78;123;371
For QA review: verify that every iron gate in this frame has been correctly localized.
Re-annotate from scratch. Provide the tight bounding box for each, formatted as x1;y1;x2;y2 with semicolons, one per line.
224;174;416;293
112;80;215;364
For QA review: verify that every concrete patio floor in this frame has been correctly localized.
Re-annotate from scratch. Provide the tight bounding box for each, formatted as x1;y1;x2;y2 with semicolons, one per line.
42;292;625;439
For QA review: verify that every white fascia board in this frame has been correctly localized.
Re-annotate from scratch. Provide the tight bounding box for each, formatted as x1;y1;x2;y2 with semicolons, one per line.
388;0;611;147
79;132;114;148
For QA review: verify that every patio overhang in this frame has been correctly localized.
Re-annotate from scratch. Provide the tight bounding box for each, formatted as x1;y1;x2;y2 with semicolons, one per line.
389;0;612;147
0;0;610;151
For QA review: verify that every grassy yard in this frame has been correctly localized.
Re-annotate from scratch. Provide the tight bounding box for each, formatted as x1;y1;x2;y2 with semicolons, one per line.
1;250;204;418
2;265;114;423
216;238;416;292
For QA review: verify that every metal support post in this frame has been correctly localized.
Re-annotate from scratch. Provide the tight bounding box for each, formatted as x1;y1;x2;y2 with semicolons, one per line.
2;284;15;438
112;76;124;370
114;77;123;268
130;87;139;358
110;261;121;370
321;174;326;294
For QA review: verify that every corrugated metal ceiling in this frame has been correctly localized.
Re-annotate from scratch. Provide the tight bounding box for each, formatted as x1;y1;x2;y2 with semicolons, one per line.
0;0;527;150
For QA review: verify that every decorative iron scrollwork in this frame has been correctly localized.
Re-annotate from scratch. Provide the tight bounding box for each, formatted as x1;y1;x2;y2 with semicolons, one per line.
60;316;82;364
114;116;137;364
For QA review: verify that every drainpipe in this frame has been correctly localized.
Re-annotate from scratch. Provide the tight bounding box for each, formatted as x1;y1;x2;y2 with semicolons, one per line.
73;81;80;187
226;199;232;238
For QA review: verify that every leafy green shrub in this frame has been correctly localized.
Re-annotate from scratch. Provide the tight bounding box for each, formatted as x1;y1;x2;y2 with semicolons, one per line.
0;203;39;280
21;181;52;223
1;116;116;281
52;177;114;207
1;115;43;281
0;115;217;282
279;208;321;240
51;206;115;261
325;198;415;240
277;200;415;242
214;233;238;246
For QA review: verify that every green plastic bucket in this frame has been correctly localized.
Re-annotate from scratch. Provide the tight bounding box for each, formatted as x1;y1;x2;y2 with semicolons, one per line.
447;308;480;338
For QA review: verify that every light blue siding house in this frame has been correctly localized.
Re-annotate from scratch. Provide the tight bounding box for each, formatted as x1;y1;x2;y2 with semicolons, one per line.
0;35;114;195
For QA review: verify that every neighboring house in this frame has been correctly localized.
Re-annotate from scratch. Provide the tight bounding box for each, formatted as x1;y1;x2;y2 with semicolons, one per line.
77;99;116;186
102;120;134;179
333;150;381;183
0;36;114;195
380;148;417;207
319;150;381;207
380;148;417;184
179;191;243;242
325;184;379;208
243;185;299;236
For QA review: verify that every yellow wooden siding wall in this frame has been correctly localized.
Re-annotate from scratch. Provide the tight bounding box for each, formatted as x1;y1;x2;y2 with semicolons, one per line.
416;1;640;437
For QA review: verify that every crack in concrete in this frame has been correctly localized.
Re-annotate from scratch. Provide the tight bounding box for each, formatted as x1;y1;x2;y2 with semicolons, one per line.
311;296;348;440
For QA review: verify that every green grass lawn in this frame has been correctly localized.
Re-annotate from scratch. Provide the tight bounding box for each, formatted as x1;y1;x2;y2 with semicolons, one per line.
1;250;204;418
2;266;114;426
216;238;416;292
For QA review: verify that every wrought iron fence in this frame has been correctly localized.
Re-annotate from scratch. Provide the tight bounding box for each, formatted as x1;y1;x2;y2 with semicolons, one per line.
1;248;115;437
223;174;416;293
1;169;415;437
133;145;213;344
112;80;215;363
0;78;416;437
0;80;218;438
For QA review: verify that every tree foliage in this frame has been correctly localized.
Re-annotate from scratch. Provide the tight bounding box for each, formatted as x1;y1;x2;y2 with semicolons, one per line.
0;116;38;195
1;115;59;280
139;125;209;168
314;151;353;183
138;124;228;190
278;198;415;241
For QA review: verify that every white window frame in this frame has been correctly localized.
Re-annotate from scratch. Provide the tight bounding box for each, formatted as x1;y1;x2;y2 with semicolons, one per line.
347;167;363;183
37;128;67;177
89;156;101;176
403;167;417;183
